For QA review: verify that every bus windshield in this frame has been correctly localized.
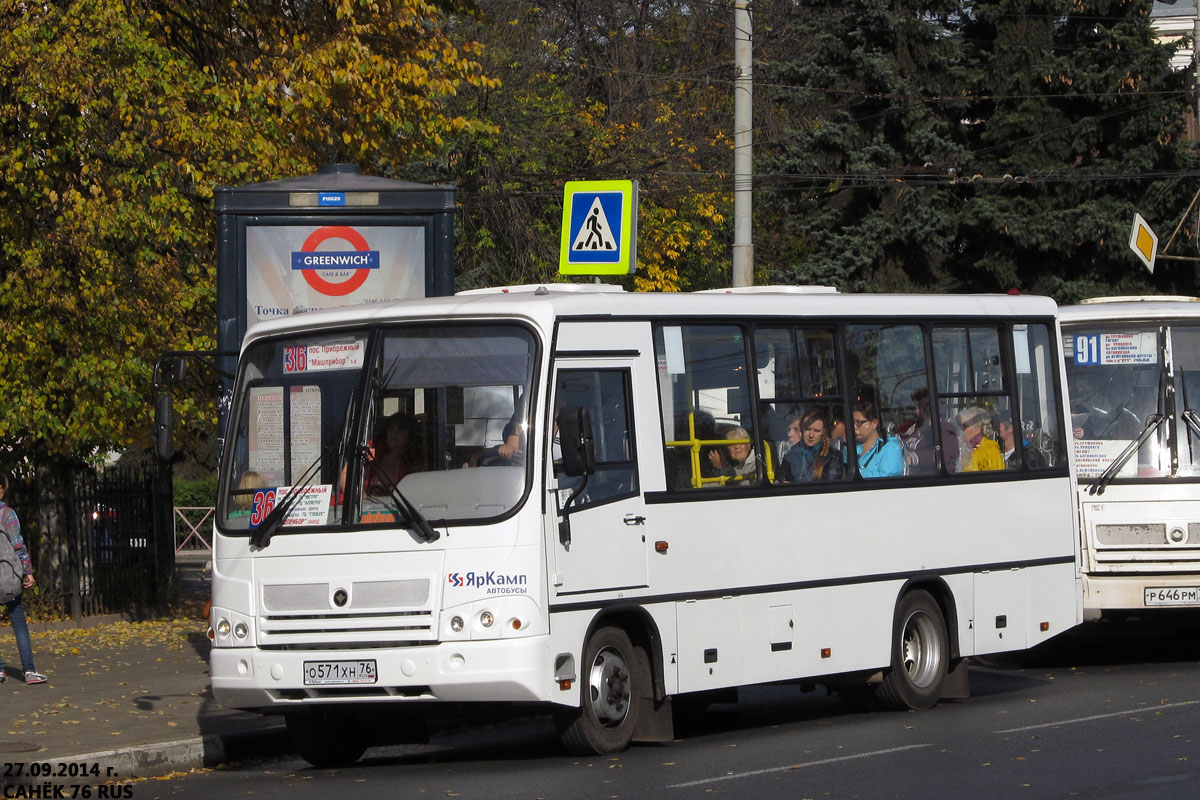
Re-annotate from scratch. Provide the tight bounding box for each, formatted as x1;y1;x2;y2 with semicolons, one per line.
1064;326;1166;480
220;324;538;533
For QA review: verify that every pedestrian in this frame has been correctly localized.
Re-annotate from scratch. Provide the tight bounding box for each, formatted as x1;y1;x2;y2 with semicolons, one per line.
0;474;47;685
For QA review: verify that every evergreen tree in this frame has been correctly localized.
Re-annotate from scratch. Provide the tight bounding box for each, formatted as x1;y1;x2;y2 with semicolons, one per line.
954;0;1197;300
759;0;970;291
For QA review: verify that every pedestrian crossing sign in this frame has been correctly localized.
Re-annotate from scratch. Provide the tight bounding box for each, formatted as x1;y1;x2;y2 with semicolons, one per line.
559;180;638;275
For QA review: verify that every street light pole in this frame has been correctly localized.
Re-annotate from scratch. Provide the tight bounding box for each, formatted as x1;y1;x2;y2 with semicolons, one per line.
733;1;754;288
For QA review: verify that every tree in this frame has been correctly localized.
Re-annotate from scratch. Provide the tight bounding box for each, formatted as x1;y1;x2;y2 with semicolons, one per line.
758;0;970;291
439;0;734;292
954;0;1197;300
0;0;493;467
759;0;1197;299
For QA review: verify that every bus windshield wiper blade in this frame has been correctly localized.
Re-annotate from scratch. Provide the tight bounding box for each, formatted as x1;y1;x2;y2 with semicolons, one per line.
1089;413;1164;496
1183;409;1200;441
382;483;441;543
249;454;323;549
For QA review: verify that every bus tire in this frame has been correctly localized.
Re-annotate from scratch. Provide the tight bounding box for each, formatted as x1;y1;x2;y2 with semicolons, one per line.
286;707;369;768
557;626;642;755
875;590;948;711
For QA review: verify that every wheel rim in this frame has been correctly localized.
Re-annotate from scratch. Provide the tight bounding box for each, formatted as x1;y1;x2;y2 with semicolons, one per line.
587;645;632;728
901;610;942;688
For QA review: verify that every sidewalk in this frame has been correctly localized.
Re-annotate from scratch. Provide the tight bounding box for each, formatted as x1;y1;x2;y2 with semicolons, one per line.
0;553;291;784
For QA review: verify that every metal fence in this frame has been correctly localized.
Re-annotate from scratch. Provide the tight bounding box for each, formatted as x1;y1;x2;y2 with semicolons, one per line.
174;507;214;554
6;465;174;619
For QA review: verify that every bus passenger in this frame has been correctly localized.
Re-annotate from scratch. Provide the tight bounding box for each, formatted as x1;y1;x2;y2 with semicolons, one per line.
994;411;1045;470
231;471;267;517
777;414;802;462
853;400;903;478
365;413;418;495
708;426;758;484
956;407;1004;472
780;408;844;483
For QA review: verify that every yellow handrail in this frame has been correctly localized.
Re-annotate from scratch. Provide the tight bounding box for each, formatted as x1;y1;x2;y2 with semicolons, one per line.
664;412;771;487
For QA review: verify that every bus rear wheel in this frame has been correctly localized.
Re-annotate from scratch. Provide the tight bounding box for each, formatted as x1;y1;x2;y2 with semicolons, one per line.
875;590;948;711
557;626;642;755
286;707;369;768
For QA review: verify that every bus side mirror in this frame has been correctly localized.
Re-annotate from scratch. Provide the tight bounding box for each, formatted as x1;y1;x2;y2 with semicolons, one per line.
155;393;174;463
157;357;187;387
558;406;595;478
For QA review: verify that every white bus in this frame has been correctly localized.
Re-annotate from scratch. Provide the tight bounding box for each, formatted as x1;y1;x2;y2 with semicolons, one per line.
1060;296;1200;618
209;285;1080;766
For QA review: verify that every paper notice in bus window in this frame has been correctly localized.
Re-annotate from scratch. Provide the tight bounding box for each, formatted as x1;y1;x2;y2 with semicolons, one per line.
289;386;322;478
249;387;285;484
1101;332;1156;365
1012;326;1031;374
1073;439;1137;479
283;340;366;373
275;485;333;526
663;326;685;375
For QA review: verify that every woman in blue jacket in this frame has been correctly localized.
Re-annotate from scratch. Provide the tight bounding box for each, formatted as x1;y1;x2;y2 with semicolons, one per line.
780;407;844;483
853;400;904;478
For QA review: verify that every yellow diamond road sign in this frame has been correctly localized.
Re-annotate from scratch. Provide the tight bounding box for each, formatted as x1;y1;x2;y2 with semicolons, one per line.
1129;213;1158;274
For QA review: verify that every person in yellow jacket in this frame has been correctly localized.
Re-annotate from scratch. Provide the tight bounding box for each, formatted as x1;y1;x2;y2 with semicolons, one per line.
956;406;1005;472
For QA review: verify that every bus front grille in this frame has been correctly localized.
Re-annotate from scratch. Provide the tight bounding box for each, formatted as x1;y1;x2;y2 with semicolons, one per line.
258;611;436;645
258;578;436;645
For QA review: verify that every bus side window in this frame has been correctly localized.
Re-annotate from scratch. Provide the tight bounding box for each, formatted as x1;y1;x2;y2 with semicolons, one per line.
754;326;845;487
553;368;638;508
1014;324;1064;469
930;325;1013;474
846;324;931;478
655;324;760;490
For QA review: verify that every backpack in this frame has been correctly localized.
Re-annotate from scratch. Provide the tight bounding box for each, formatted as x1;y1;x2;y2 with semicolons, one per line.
0;504;25;604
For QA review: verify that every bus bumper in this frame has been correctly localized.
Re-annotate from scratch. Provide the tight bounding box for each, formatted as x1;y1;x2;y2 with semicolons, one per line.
1084;573;1200;619
211;636;553;711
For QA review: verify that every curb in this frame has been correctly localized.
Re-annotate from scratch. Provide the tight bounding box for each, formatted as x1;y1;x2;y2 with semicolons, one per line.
13;726;292;787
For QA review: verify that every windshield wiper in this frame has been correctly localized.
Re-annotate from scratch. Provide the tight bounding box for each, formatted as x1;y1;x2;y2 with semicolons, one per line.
365;458;441;543
1089;413;1165;496
1183;409;1200;441
249;453;323;549
385;484;441;543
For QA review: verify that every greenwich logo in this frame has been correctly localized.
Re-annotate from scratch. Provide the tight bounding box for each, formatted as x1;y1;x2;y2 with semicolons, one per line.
447;572;528;595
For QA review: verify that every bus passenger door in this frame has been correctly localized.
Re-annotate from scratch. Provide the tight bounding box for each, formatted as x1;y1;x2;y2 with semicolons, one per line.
549;360;650;594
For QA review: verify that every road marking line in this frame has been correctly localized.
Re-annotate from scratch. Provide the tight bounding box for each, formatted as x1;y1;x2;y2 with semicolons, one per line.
995;700;1200;733
667;744;932;789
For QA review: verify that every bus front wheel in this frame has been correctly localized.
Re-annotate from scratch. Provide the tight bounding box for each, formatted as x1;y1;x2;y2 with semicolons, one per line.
875;590;948;711
557;626;643;755
286;707;369;768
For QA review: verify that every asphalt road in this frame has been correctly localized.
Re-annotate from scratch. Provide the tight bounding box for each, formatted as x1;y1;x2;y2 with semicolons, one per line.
142;620;1200;800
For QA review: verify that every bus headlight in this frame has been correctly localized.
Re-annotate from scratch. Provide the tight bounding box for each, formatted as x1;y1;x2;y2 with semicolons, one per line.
450;616;465;633
479;611;494;628
210;607;255;648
